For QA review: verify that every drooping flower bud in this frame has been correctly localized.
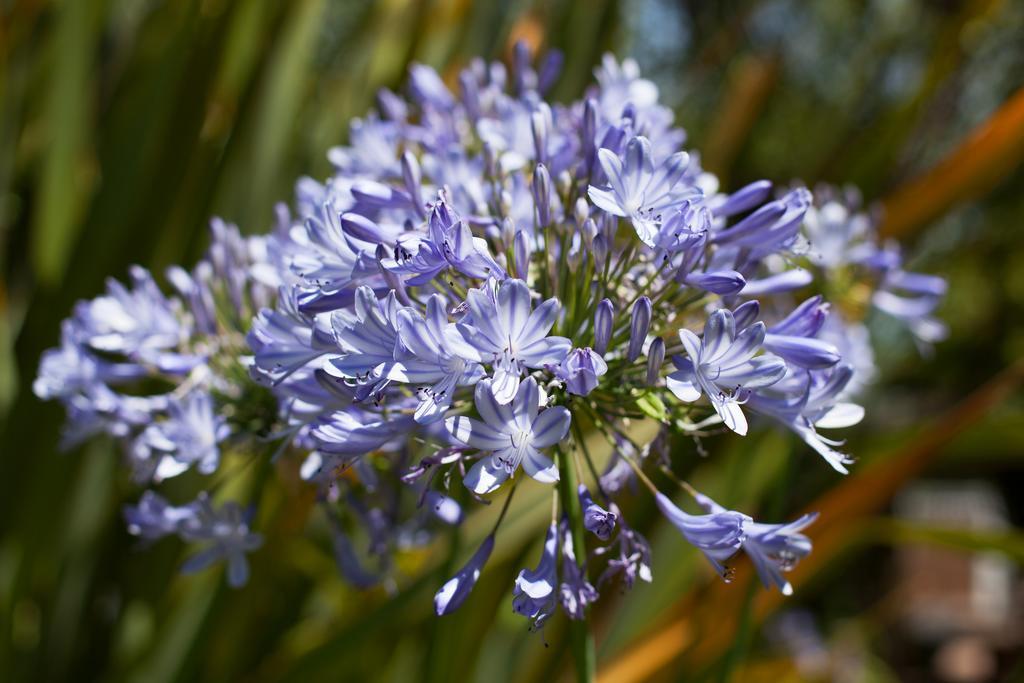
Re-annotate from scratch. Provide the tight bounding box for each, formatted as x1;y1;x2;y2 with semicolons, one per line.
424;490;463;525
435;535;495;615
555;348;608;396
655;492;747;580
578;484;617;540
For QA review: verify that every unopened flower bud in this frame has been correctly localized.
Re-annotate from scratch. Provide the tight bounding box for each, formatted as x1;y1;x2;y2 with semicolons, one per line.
594;299;614;355
531;110;548;166
401;151;424;218
574;197;590;227
578;485;617;540
581;218;598;251
532;163;552;227
646;337;665;386
514;230;532;280
582;98;598;171
500;216;516;246
628;297;652;362
483;141;499;179
592;234;609;271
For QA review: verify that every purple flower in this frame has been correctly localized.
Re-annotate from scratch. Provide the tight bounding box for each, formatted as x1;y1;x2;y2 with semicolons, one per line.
588;136;693;247
559;525;598;619
33;323;145;401
390;294;485;423
711;180;773;218
446;378;570;494
655;491;748;578
124;491;199;540
312;409;414;459
126;492;262;588
178;494;263;588
423;490;464;526
409;63;456;110
713;188;811;255
873;270;948;345
667;309;787;435
685;270;747;295
383;197;505;285
593;299;614;356
34;46;947;616
446;279;571;403
595;505;652;588
593;55;659;120
764;297;841;370
696;493;816;595
513;523;559;629
72;267;201;374
435;535;495;615
646;337;665;386
131;391;229;481
554;348;608;396
740;268;814;296
248;290;334;384
578;484;617;540
330;286;402;378
747;365;864;473
627;296;652;362
288;201;379;312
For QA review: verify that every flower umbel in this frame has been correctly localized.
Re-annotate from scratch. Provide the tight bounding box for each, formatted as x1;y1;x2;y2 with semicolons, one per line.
35;44;944;639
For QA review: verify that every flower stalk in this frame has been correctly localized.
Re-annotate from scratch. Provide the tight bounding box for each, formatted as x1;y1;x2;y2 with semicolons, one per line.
557;445;596;683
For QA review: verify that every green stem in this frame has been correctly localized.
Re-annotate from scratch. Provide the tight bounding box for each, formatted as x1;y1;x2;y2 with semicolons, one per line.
557;445;596;683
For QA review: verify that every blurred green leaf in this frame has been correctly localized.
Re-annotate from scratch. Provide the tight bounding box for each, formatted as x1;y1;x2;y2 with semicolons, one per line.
871;518;1024;564
30;0;98;284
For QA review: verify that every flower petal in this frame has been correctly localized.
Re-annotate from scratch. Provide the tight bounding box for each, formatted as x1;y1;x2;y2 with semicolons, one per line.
490;366;521;405
667;373;701;402
498;279;532;342
597;148;627;199
474;379;515;427
518;298;561;348
702;310;736;363
814;402;865;429
463;456;511;494
446;416;508;450
712;397;748;436
512;377;541;429
587;186;627;216
521;446;559;484
678;328;703;362
517;336;571;367
715;322;767;368
530;406;571;448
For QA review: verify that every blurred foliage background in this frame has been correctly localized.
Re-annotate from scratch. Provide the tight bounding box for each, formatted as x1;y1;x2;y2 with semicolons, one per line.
2;0;1024;681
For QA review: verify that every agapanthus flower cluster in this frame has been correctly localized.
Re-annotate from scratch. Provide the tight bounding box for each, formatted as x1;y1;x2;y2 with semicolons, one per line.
36;48;944;627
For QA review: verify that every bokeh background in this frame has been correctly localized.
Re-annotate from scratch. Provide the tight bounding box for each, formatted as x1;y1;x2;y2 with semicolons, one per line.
3;1;1024;681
